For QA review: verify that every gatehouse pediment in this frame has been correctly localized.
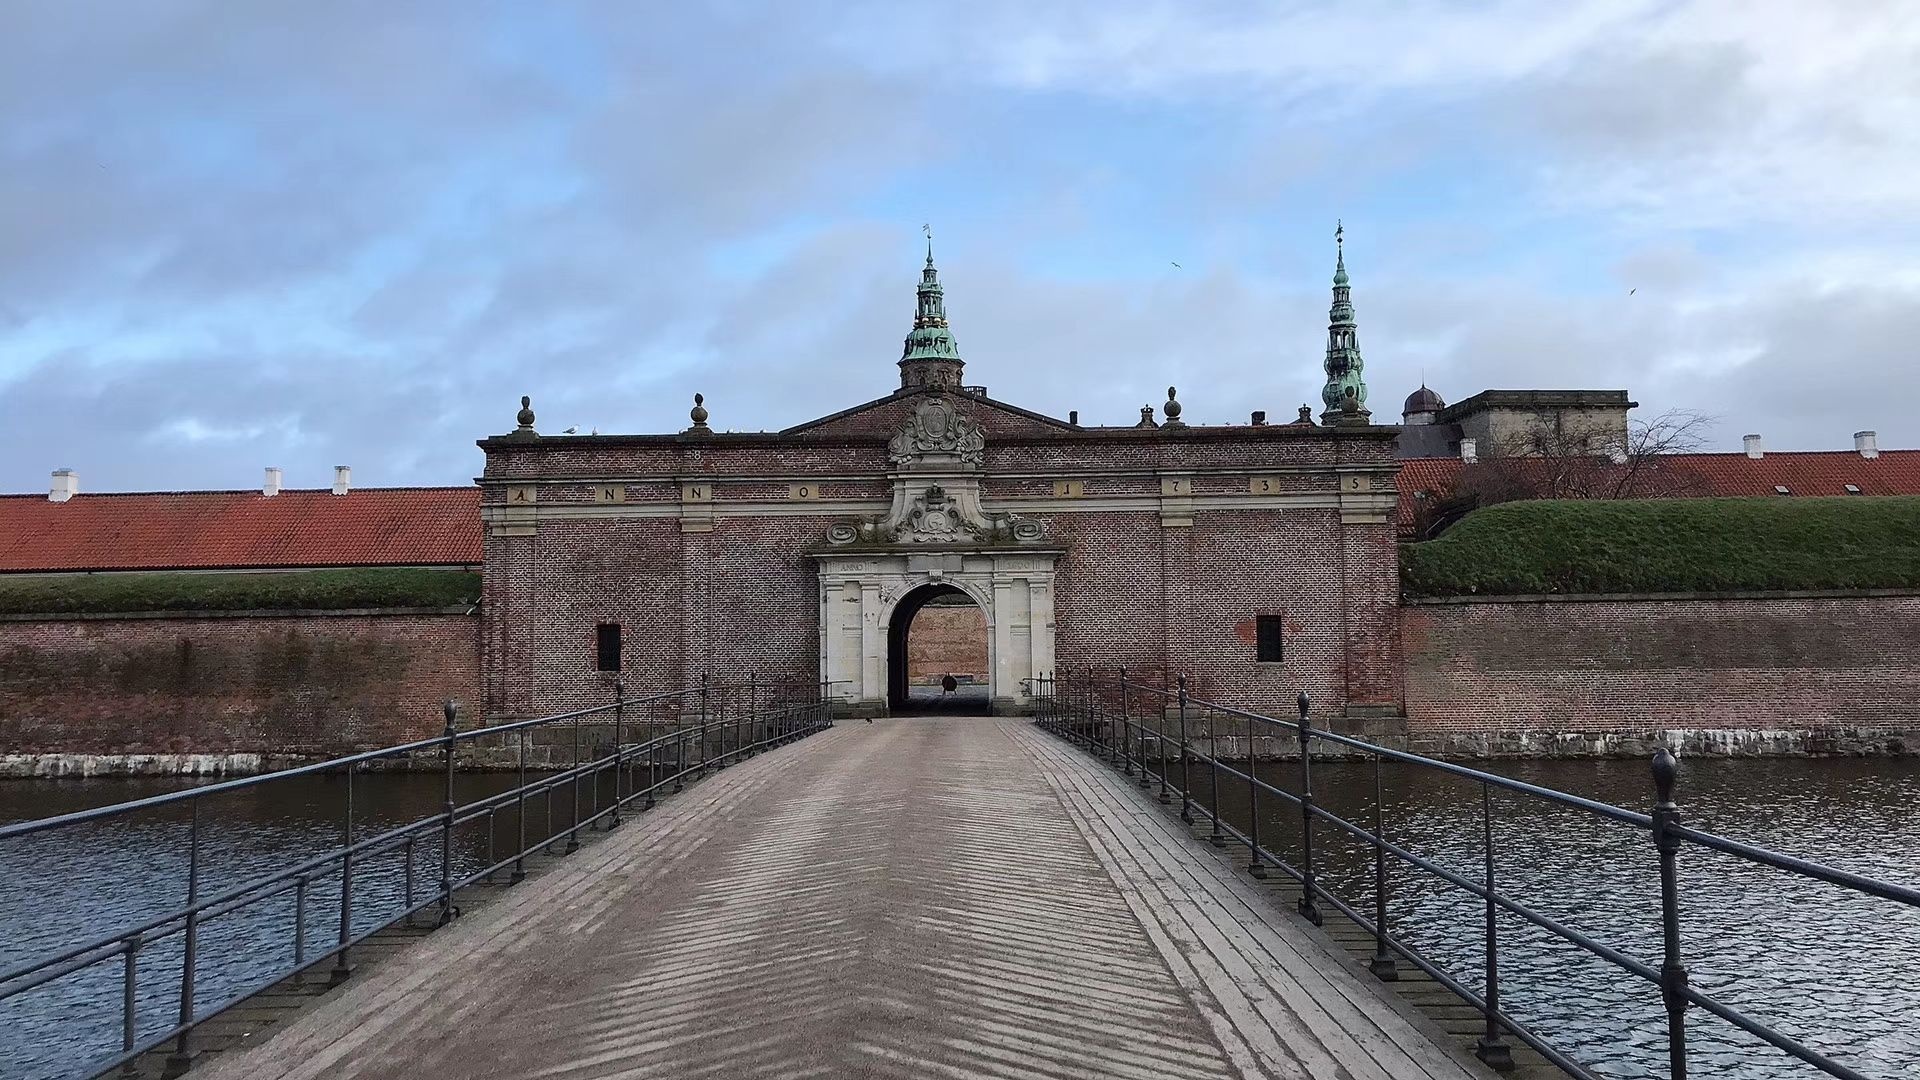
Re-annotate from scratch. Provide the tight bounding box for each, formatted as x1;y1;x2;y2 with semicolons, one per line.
824;396;1048;550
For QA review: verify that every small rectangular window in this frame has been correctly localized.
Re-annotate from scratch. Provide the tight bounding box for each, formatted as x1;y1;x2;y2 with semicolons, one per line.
595;623;622;672
1255;615;1284;663
1845;484;1862;495
1774;485;1791;495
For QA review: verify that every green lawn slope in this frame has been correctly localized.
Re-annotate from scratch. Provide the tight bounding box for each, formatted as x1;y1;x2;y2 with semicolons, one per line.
1402;497;1920;597
0;568;481;615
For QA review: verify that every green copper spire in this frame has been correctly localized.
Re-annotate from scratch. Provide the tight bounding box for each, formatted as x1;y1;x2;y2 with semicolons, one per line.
899;224;965;390
1319;220;1370;423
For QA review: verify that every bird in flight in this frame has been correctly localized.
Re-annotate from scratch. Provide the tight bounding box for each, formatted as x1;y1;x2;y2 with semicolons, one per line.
1628;288;1636;295
1171;261;1182;268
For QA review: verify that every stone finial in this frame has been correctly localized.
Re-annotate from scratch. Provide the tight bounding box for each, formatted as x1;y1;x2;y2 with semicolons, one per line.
1135;404;1159;429
688;392;710;432
1298;405;1314;425
1162;386;1185;428
509;395;537;439
1335;385;1372;427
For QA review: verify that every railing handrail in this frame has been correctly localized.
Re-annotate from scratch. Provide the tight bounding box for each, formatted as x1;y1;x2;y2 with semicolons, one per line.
0;678;821;843
0;674;839;1078
1029;666;1915;1080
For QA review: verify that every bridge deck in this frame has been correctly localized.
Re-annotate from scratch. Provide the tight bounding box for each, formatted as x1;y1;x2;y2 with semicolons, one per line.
199;718;1491;1080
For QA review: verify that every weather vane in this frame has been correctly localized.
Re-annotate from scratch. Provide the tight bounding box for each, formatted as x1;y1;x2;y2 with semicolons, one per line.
1335;219;1343;247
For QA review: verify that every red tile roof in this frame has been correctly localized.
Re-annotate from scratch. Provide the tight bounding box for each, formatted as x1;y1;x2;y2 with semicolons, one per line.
0;488;481;573
1396;450;1920;535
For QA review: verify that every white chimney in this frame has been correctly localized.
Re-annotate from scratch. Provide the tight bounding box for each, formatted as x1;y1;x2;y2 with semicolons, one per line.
332;465;351;495
48;468;78;503
1743;434;1764;459
1459;437;1478;464
1855;430;1879;459
263;467;283;496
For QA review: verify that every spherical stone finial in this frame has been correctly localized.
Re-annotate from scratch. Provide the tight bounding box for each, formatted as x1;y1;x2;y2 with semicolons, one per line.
1162;386;1184;426
515;395;536;430
690;392;709;425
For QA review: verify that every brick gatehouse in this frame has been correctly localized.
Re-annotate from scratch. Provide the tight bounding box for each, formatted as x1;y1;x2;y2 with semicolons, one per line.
478;243;1402;720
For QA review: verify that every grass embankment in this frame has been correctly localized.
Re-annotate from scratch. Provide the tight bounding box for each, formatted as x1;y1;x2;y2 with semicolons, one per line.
1401;497;1920;597
0;568;482;615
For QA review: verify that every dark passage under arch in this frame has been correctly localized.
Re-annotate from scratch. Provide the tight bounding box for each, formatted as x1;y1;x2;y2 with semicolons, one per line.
886;583;989;713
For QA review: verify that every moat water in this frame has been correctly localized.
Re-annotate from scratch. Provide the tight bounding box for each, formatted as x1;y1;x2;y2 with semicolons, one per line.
0;751;1915;1080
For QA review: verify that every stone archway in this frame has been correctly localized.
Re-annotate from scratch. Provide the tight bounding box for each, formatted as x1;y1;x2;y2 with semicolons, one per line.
809;395;1062;716
884;582;985;711
812;551;1058;716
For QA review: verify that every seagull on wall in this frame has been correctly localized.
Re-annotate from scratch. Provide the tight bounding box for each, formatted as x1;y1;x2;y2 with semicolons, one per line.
562;426;579;434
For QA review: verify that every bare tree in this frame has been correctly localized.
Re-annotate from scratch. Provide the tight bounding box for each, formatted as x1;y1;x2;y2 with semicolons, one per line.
1411;409;1718;539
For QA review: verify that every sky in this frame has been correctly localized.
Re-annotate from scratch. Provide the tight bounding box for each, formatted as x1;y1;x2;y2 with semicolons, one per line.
3;0;1918;493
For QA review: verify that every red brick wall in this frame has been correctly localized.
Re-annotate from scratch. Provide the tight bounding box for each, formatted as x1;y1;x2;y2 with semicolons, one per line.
906;604;989;682
1403;592;1920;733
0;610;480;756
479;391;1406;721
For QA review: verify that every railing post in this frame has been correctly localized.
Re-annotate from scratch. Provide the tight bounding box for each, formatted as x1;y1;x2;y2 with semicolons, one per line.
294;877;308;965
1369;752;1396;980
674;693;687;792
566;701;582;853
1246;708;1266;876
1156;676;1170;803
512;729;528;883
1206;696;1226;848
699;672;711;773
748;673;758;757
329;764;355;985
1177;676;1194;824
168;798;202;1069
121;936;140;1075
439;700;459;926
1653;748;1690;1080
610;680;625;827
644;699;658;810
1119;668;1136;778
1296;692;1322;925
1475;782;1514;1071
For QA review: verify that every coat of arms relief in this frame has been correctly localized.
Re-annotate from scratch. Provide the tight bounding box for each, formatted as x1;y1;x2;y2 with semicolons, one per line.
826;397;1044;547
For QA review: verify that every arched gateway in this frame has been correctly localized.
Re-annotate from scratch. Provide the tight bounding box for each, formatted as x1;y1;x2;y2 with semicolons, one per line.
477;238;1404;723
811;395;1058;714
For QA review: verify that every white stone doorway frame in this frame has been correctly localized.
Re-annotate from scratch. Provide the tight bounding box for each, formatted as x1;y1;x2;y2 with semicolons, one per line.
812;550;1059;716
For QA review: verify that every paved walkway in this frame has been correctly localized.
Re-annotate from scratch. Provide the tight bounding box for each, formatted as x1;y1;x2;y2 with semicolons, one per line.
200;719;1487;1080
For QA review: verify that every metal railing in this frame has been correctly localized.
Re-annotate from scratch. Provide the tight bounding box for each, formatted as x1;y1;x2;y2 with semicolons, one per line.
1030;667;1918;1080
0;677;835;1079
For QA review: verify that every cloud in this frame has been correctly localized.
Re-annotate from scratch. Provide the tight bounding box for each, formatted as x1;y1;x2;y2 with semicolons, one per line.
0;1;1915;493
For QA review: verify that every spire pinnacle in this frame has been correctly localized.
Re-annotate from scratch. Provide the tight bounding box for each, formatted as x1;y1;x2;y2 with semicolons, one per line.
900;228;964;391
1319;221;1369;423
1333;218;1348;285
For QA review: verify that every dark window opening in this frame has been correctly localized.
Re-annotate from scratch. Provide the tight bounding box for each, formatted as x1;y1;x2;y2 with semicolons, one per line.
595;623;622;672
1256;615;1284;663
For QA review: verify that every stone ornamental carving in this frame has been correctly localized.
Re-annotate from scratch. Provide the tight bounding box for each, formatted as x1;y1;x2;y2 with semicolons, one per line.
828;397;1044;548
887;396;985;467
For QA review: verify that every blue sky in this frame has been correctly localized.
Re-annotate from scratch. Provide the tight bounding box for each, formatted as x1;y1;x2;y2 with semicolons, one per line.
3;1;1917;492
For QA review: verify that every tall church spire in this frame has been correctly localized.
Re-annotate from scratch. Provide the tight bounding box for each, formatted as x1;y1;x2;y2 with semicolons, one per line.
1319;220;1371;423
900;225;965;391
